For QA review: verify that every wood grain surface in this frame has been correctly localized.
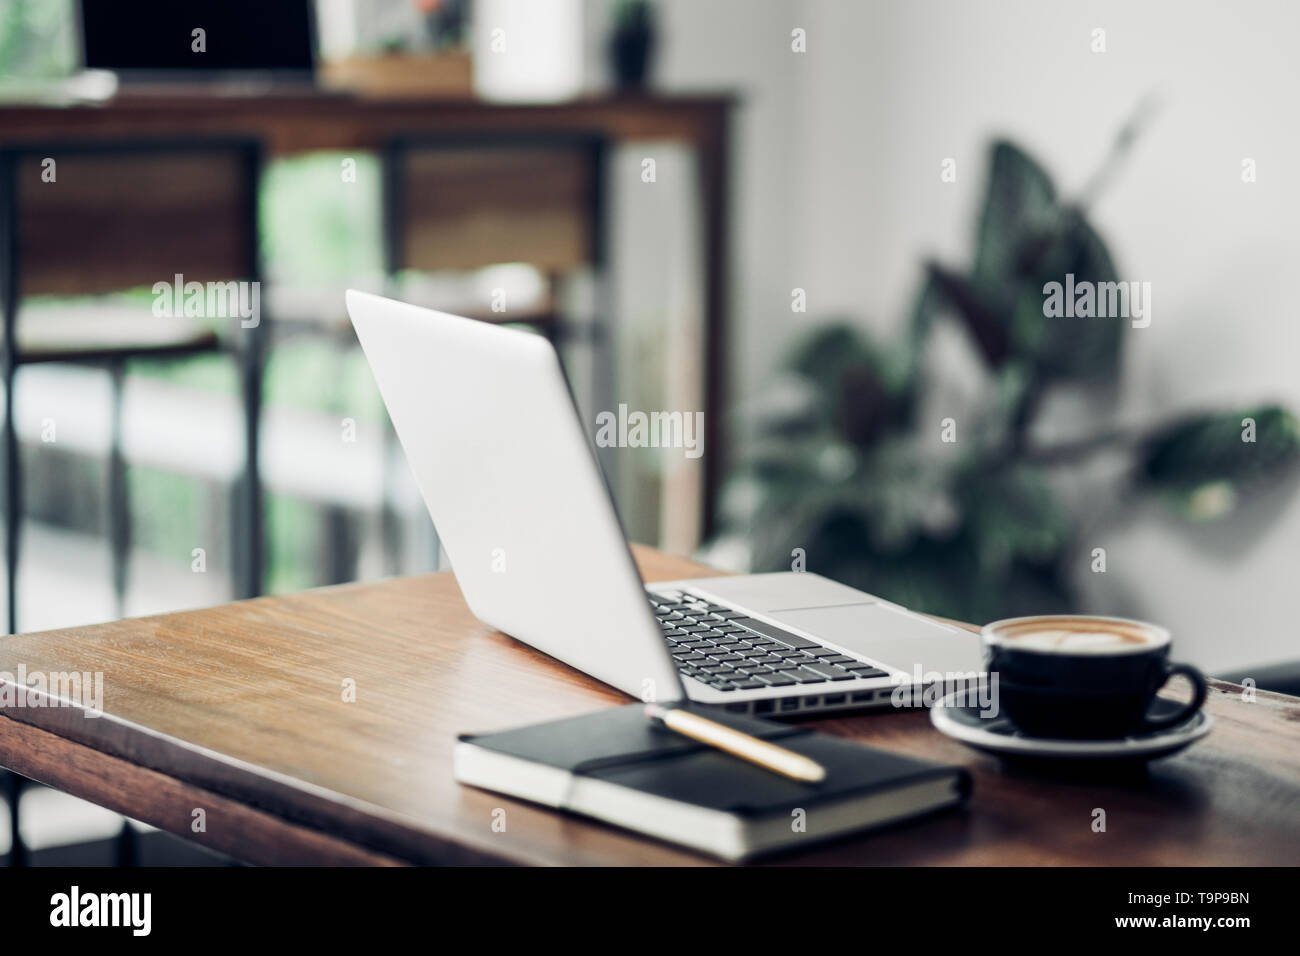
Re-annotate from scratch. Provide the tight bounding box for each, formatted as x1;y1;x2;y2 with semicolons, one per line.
0;93;733;156
1;546;1297;866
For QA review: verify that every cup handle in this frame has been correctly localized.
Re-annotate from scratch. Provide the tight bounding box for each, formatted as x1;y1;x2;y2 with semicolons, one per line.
1142;661;1208;732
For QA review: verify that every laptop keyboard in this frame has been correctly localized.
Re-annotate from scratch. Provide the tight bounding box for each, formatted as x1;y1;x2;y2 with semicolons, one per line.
648;590;889;692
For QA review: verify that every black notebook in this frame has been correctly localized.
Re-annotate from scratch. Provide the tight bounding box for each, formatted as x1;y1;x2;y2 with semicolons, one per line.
455;703;971;861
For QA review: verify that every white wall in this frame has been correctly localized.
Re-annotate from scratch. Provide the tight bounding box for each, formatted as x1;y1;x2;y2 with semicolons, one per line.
600;0;1299;672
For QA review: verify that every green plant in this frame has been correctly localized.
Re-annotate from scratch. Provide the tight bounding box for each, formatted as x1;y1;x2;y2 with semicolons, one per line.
0;0;75;80
717;121;1300;624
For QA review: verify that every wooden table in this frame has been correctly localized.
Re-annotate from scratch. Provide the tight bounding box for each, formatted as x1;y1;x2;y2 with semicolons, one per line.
1;546;1297;866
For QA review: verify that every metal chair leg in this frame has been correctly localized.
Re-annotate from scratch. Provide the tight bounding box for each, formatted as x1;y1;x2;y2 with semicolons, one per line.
114;819;138;866
1;149;17;636
1;147;25;868
5;769;25;867
231;324;264;600
107;360;129;619
2;366;16;636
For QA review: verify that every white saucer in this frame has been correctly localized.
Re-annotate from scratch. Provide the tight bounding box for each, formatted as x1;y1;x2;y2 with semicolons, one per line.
930;691;1213;760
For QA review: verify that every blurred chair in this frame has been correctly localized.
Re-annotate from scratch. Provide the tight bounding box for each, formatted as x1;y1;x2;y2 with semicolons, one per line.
0;139;264;865
379;134;610;564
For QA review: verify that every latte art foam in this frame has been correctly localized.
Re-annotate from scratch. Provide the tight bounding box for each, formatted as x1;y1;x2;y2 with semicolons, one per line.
990;616;1166;655
1008;629;1146;652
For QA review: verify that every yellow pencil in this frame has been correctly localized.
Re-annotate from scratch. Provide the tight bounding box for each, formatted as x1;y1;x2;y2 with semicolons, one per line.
644;703;827;783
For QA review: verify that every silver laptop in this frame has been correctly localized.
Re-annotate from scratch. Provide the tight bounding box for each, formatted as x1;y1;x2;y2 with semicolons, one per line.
346;290;984;716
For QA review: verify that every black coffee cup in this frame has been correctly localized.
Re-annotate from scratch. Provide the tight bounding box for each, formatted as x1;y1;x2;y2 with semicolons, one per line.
982;615;1207;740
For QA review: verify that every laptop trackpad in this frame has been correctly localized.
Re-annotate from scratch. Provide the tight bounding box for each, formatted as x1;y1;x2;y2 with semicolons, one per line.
774;604;985;675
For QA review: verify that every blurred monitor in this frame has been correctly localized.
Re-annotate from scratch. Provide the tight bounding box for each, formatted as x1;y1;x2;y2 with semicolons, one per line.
78;0;316;83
